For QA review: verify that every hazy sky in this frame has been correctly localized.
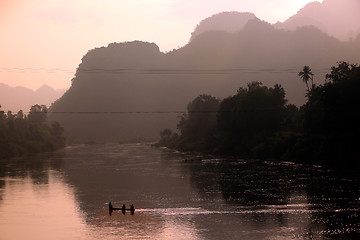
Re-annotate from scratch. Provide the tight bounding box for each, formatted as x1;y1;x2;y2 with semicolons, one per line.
0;0;319;90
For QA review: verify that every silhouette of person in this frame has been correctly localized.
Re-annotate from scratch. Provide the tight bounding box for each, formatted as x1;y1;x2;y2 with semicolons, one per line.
122;204;126;215
109;202;113;216
130;204;135;215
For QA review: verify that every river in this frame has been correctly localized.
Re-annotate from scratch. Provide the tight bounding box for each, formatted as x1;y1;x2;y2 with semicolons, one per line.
0;143;359;239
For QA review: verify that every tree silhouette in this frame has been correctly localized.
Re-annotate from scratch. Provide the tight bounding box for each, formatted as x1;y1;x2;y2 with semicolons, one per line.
0;104;65;159
177;94;220;151
28;104;47;123
299;66;314;91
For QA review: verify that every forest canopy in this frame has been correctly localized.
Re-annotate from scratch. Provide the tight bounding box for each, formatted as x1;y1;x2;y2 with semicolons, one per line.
159;62;360;169
0;104;65;159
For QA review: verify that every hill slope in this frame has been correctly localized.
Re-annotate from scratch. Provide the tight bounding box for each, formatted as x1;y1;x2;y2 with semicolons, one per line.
274;0;360;41
49;18;360;141
190;12;258;42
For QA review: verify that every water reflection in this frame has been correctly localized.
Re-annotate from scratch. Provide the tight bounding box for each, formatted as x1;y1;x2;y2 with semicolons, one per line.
0;172;86;240
0;152;64;184
182;156;360;239
0;144;359;240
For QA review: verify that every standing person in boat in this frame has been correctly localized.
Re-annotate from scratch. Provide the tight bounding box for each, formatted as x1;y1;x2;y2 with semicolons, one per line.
109;202;113;216
130;204;135;215
121;204;126;215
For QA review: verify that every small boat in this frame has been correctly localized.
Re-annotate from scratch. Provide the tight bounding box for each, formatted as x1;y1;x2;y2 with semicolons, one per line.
109;203;135;216
111;207;135;211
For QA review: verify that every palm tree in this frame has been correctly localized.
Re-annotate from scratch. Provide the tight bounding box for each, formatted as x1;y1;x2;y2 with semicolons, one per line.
299;66;314;91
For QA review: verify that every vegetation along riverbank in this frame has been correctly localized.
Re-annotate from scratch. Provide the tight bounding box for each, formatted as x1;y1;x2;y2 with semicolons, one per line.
0;104;65;159
158;62;360;170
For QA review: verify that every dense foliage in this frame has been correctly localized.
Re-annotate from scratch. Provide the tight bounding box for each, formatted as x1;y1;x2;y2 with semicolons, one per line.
0;104;65;159
295;62;360;167
216;82;286;155
159;62;360;169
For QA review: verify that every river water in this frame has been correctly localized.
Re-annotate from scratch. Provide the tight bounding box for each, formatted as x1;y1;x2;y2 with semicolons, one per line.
0;143;359;240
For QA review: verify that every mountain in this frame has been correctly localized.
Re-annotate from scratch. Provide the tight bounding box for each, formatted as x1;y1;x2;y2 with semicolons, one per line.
274;0;360;41
49;17;360;141
0;84;65;112
190;12;258;42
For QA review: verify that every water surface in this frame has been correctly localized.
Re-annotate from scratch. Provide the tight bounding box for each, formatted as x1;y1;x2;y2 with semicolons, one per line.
0;143;359;239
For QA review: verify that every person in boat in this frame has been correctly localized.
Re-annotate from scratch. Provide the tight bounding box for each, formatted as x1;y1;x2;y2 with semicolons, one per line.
130;204;135;215
108;202;113;216
121;204;126;215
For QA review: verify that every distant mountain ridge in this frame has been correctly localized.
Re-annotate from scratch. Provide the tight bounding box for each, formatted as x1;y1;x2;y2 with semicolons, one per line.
274;0;360;41
0;83;65;112
190;1;360;42
190;12;258;42
49;16;360;141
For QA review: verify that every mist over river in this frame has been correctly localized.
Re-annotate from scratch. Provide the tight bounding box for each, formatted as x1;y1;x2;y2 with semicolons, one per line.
0;143;359;239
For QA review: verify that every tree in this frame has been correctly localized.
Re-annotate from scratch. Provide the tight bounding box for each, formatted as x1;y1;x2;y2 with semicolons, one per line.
176;94;220;151
49;121;66;148
28;104;48;123
325;61;359;83
299;66;314;91
7;111;15;120
301;62;360;167
304;62;360;134
16;110;24;119
282;104;302;131
159;129;179;148
0;105;5;120
0;104;66;159
218;82;286;135
217;82;287;154
178;94;220;138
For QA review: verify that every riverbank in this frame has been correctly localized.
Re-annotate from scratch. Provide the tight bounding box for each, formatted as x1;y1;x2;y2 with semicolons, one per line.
0;105;65;159
157;62;360;170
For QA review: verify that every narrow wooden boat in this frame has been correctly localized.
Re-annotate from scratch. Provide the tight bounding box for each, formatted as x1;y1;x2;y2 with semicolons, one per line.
111;208;135;211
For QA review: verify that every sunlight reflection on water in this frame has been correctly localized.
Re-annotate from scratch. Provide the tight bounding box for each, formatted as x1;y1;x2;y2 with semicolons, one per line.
0;144;360;240
0;172;87;240
87;208;202;240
